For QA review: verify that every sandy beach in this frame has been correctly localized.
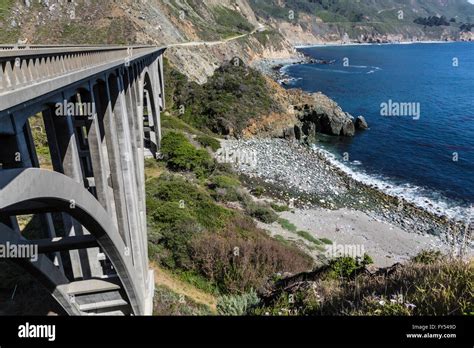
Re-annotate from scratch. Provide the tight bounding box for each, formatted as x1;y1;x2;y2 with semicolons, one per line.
259;208;450;267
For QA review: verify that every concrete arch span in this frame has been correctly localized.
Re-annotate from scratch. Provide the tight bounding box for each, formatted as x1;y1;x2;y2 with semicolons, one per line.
0;168;147;315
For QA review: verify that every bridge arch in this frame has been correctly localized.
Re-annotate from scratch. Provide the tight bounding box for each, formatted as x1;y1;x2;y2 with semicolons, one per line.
0;45;165;315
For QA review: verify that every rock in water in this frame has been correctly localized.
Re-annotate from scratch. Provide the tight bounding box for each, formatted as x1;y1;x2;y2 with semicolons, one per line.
342;119;356;136
355;116;369;130
318;107;355;137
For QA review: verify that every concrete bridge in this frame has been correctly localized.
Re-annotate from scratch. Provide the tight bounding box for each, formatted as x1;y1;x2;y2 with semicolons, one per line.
0;45;166;315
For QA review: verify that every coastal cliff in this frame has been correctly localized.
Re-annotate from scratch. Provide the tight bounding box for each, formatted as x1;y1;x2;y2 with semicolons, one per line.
165;57;360;140
2;0;474;83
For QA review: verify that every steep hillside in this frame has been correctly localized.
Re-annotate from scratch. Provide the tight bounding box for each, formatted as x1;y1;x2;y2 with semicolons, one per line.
1;1;473;82
0;0;293;82
249;0;474;44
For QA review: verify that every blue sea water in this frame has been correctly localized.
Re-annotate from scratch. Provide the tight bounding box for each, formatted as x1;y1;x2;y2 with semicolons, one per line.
283;42;474;219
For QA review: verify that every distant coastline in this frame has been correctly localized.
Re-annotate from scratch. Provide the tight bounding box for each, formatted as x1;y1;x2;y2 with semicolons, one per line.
253;41;465;82
294;40;461;48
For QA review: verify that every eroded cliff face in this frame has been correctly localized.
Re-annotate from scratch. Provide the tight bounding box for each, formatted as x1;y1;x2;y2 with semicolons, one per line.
2;1;473;84
242;77;357;140
0;0;295;83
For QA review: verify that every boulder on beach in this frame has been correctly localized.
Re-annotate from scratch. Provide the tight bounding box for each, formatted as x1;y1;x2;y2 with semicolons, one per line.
355;115;369;130
283;126;296;140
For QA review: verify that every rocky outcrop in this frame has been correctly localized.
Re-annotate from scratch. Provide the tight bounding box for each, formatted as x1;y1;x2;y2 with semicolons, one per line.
293;92;357;139
242;81;360;141
355;116;369;130
319;111;355;136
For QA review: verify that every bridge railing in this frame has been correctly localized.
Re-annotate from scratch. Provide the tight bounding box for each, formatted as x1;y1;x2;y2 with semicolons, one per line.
0;45;165;112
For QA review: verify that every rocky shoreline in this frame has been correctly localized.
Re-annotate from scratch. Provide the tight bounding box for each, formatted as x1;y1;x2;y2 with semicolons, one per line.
218;138;472;265
245;48;473;265
251;53;334;83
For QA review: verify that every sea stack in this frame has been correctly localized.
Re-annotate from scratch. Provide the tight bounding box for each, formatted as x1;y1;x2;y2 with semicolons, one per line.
355;116;369;130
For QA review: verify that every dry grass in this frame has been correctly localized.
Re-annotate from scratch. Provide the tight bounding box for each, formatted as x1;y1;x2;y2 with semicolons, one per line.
253;256;473;316
190;215;314;294
152;263;217;312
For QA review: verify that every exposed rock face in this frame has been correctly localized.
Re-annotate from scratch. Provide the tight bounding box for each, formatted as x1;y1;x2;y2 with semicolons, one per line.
282;126;296;140
318;110;355;136
242;80;357;141
294;92;356;138
355;116;369;130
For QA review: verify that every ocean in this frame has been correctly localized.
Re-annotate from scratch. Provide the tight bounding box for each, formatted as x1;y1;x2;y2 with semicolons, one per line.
282;42;474;220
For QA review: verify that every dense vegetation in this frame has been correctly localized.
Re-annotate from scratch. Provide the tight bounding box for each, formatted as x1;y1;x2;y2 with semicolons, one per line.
166;1;254;40
249;0;474;24
0;0;13;21
147;127;312;296
250;0;365;21
414;16;450;27
244;251;473;316
165;58;279;137
248;0;474;40
460;23;474;32
212;5;253;35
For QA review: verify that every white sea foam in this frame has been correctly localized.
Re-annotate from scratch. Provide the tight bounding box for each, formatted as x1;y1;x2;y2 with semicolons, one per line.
281;63;382;76
311;144;472;222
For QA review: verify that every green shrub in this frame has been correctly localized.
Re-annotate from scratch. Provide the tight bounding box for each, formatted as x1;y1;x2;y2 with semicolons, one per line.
209;174;243;202
319;238;333;245
0;0;15;21
327;254;373;279
278;218;297;232
273;235;289;245
176;271;220;296
411;250;444;264
251;186;265;198
196;135;221;151
161;113;205;135
160;131;214;178
271;203;290;212
169;59;279;136
217;289;260;316
154;285;213;316
163;57;194;110
147;174;231;231
146;174;232;268
210;175;240;189
296;231;321;245
245;201;278;223
213;6;254;33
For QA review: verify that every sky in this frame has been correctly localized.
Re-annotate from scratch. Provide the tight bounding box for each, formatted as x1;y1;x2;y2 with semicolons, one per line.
469;0;474;4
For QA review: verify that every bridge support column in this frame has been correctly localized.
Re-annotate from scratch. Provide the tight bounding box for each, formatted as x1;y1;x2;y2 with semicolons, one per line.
114;71;147;295
102;76;133;250
42;104;103;280
124;69;148;261
86;82;115;218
